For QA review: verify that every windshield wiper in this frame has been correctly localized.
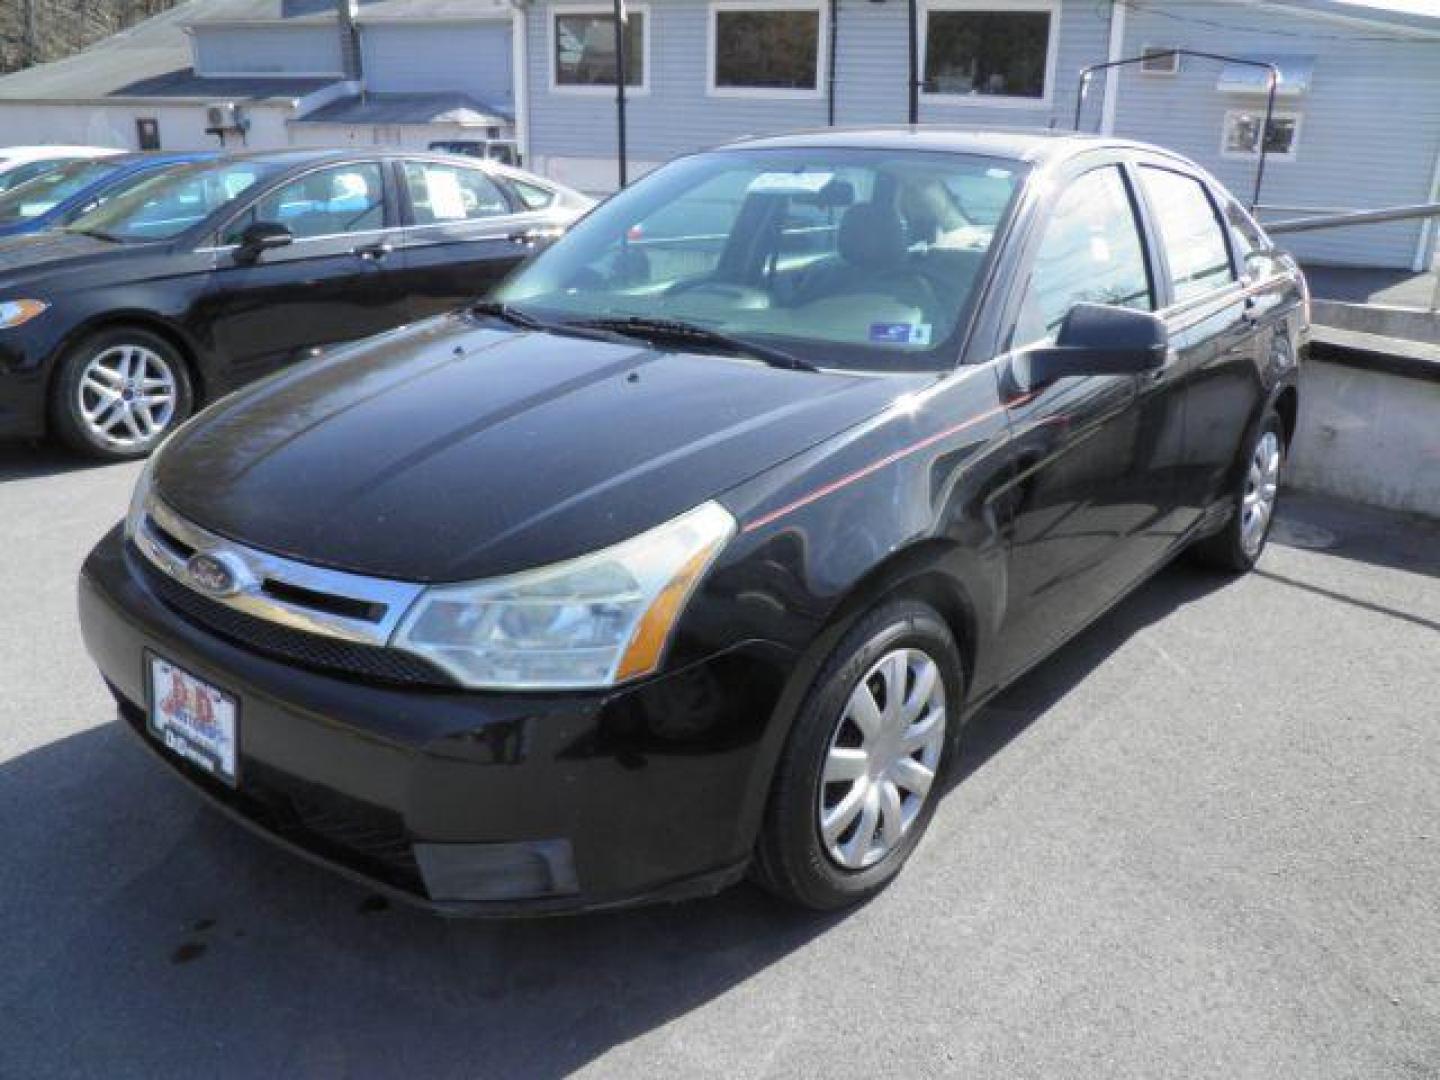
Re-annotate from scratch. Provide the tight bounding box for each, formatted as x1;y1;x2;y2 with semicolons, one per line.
472;300;548;330
568;316;817;372
471;300;641;347
64;226;124;242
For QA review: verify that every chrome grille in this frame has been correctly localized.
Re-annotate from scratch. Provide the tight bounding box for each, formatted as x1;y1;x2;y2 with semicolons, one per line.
131;497;454;687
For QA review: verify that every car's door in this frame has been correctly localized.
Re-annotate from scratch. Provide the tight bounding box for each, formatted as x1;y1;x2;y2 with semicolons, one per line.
393;158;542;318
1132;164;1257;525
993;161;1186;681
199;160;409;382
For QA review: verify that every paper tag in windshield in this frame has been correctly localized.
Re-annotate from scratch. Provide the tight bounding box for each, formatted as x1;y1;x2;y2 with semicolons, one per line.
870;323;933;346
749;171;834;195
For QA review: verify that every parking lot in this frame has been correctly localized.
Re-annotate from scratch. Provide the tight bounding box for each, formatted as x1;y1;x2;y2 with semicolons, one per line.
1;443;1437;1079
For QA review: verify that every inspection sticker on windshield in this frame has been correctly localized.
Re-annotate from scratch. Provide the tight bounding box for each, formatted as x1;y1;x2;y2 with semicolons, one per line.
147;654;239;787
869;322;932;345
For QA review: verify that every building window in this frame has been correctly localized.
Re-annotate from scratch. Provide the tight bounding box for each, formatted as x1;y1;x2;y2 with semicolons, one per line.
921;2;1057;104
136;118;161;150
551;7;648;92
709;5;823;96
1221;110;1301;161
1139;45;1178;75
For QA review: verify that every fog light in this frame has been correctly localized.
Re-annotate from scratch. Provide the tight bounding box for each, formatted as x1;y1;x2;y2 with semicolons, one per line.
415;839;579;902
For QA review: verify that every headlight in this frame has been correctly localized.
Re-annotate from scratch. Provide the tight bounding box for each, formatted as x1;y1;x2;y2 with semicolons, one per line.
392;501;735;690
0;299;48;329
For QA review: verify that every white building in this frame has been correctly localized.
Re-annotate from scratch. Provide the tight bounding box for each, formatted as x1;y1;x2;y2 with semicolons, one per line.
0;0;519;154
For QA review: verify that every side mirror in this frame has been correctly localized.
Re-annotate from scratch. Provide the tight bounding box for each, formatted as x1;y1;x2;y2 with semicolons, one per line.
1011;303;1168;391
235;220;292;262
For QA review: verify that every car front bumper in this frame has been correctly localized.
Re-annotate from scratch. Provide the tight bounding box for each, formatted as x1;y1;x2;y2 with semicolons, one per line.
79;525;796;915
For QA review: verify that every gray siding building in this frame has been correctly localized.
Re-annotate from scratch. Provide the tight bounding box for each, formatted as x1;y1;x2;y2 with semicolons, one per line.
519;0;1440;270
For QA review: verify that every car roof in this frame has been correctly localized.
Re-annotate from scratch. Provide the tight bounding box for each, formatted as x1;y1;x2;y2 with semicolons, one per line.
0;145;120;165
104;151;221;168
718;126;1158;166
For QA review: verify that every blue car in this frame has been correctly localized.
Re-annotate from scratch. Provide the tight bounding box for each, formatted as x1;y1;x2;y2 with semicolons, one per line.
0;151;216;238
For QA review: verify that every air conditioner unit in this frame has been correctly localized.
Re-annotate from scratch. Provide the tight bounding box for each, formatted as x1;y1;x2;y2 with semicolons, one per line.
205;102;247;132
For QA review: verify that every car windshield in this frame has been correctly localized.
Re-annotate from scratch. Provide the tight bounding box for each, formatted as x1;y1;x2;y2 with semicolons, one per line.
64;160;277;242
0;159;123;223
496;148;1025;372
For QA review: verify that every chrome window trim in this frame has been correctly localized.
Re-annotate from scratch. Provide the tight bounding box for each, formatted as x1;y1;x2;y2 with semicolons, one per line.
193;213;545;254
133;495;425;647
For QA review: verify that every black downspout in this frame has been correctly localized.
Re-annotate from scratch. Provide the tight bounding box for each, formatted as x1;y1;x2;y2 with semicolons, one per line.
827;0;838;125
614;0;628;189
906;0;919;124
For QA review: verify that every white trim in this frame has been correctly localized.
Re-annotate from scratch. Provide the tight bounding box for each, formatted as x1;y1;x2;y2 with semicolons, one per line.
512;6;531;166
1220;108;1302;163
918;0;1060;111
704;0;827;101
1100;1;1125;135
1414;141;1440;273
1137;43;1178;76
196;70;345;78
546;3;651;97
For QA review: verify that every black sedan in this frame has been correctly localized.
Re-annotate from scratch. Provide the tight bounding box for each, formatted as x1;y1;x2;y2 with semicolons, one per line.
0;149;590;458
79;129;1306;913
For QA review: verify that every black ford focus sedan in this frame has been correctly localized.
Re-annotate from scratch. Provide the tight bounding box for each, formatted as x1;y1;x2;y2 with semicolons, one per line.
79;129;1305;913
0;149;588;459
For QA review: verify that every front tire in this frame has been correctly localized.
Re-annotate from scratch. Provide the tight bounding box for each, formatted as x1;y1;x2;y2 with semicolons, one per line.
50;327;193;461
1190;408;1285;572
752;599;963;911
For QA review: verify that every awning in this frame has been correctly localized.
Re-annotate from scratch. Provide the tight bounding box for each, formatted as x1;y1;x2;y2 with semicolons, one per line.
1216;55;1315;97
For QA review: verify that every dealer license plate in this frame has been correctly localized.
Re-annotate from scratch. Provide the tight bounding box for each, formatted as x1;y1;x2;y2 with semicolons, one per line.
147;654;239;787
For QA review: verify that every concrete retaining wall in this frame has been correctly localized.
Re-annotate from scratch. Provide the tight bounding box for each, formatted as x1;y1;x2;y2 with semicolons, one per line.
1289;357;1440;517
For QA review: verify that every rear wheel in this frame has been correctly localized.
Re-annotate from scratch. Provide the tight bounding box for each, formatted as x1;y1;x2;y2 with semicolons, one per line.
1190;409;1285;572
50;327;193;460
752;599;962;910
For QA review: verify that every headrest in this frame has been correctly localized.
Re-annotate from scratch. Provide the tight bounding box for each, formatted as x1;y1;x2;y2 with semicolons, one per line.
838;202;909;270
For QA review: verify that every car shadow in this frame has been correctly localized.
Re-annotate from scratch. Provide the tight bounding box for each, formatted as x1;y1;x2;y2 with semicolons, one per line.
0;439;116;483
0;558;1241;1078
952;558;1231;791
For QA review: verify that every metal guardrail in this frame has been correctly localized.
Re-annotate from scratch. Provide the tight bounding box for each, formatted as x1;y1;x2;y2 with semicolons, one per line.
1263;203;1440;236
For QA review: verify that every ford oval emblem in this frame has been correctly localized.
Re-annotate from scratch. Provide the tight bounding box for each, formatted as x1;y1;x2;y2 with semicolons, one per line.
186;552;243;597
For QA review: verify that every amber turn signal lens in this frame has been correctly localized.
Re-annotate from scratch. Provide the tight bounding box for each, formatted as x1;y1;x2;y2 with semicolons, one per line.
0;299;49;329
614;539;725;683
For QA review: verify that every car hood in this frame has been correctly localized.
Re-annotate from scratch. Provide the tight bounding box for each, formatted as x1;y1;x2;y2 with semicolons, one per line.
156;312;922;582
0;230;153;290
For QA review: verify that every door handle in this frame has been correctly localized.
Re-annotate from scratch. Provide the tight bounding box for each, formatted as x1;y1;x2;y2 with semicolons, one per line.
508;227;563;247
1243;295;1261;327
353;241;393;261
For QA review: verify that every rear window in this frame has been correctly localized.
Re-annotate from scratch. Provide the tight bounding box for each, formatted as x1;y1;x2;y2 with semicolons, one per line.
1138;167;1235;303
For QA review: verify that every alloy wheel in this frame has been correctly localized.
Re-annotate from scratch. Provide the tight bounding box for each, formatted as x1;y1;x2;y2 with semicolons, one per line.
76;344;178;450
1240;430;1282;556
818;647;947;871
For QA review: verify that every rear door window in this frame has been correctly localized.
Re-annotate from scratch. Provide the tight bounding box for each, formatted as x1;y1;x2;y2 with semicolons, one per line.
1139;167;1236;303
403;161;512;224
1012;165;1154;348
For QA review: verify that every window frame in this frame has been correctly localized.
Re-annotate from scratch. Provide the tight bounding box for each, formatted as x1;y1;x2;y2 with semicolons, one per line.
1220;108;1302;163
1133;162;1240;309
919;0;1061;110
705;0;828;100
211;159;396;250
398;159;517;228
1003;161;1159;352
548;3;652;96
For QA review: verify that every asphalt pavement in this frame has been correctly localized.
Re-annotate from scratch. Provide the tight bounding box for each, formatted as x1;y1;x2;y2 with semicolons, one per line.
1;442;1437;1079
